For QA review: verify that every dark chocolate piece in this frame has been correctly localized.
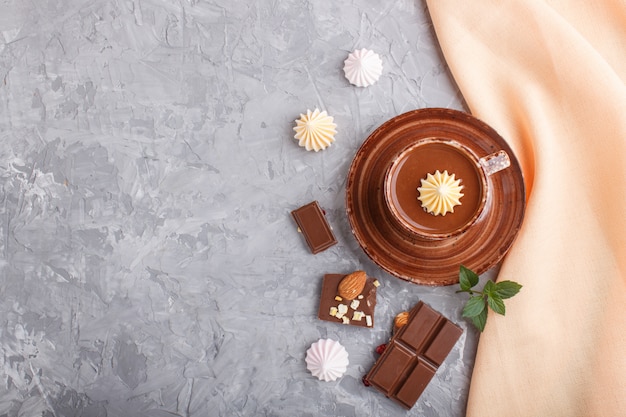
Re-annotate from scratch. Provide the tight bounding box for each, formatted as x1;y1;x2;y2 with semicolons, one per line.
318;273;377;328
291;201;337;254
365;301;462;409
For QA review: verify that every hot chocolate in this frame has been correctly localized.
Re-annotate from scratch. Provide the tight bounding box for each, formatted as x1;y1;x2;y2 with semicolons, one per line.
345;108;526;284
384;139;486;238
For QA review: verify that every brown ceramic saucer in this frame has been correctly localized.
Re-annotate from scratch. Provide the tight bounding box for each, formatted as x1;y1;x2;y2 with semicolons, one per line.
345;108;525;286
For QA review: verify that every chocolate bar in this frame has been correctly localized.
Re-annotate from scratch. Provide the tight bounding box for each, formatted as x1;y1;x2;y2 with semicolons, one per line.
318;273;378;328
365;301;462;409
291;201;337;254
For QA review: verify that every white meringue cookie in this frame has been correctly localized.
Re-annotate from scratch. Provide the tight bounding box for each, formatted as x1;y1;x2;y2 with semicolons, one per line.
343;48;383;87
305;338;349;382
417;170;465;216
293;109;337;152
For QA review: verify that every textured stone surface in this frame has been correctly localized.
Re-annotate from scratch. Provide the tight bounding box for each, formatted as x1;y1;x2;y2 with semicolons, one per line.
0;0;487;415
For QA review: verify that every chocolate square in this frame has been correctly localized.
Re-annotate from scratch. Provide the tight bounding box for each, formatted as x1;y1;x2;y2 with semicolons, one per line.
291;201;337;254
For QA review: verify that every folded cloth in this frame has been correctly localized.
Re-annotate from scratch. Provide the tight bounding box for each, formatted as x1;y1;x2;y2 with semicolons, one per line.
425;1;626;416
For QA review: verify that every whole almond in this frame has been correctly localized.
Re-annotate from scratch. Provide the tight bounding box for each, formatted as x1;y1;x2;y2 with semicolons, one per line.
393;311;409;333
337;270;367;300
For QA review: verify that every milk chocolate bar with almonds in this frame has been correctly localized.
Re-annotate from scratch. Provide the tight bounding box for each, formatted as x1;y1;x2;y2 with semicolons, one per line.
365;301;463;409
318;273;378;328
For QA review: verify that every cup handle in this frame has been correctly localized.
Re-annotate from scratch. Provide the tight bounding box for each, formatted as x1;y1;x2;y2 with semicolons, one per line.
479;150;511;176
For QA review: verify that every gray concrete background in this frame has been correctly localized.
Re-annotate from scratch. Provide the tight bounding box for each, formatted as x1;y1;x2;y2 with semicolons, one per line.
0;0;490;415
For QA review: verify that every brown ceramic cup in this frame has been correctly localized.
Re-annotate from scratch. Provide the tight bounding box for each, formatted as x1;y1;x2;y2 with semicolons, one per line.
383;138;510;240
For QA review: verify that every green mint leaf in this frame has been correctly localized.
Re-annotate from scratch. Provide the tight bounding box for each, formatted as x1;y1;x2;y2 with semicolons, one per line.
494;280;523;299
459;265;479;290
470;307;488;332
462;296;486;318
457;266;522;332
483;279;496;297
487;294;506;315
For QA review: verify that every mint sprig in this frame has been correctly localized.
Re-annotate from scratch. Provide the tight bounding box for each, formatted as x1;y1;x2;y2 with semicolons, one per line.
457;265;522;332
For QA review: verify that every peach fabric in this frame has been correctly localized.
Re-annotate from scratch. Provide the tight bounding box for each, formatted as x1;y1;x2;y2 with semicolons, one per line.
425;1;626;416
